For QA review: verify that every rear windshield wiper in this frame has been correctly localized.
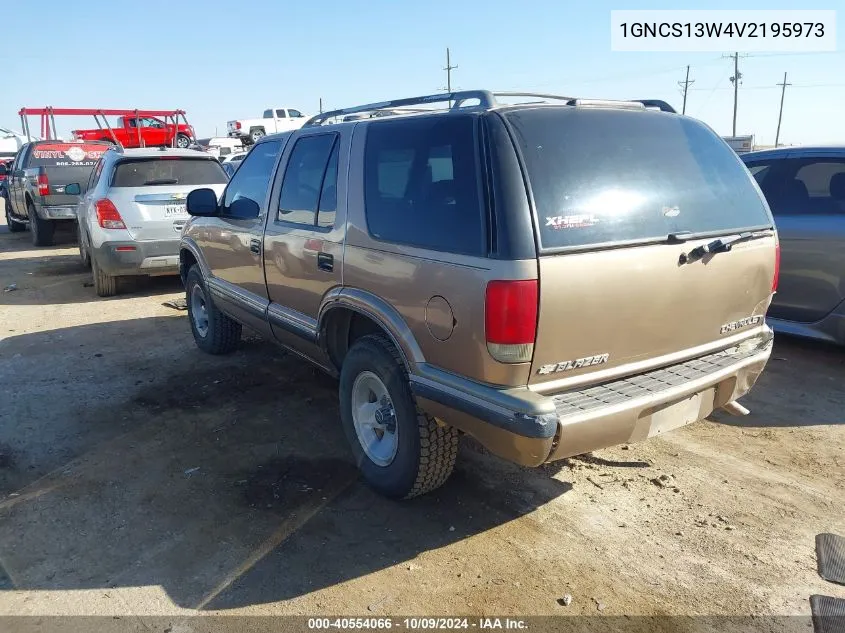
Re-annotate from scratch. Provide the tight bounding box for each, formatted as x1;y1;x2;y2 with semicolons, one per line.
143;178;179;186
679;231;769;264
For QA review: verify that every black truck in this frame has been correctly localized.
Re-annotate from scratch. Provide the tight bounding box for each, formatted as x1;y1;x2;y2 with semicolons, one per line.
5;140;111;245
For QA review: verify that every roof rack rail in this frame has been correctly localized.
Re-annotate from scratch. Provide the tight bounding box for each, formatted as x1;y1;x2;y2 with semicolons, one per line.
631;99;677;113
491;91;576;102
304;90;678;126
304;90;496;127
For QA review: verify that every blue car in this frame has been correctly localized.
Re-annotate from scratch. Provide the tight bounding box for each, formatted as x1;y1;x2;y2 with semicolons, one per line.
742;146;845;345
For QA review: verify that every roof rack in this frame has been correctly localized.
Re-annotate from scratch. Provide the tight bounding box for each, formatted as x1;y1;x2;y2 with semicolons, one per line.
303;90;677;126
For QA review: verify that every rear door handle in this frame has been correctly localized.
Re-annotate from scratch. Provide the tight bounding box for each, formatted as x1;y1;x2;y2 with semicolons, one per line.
250;238;261;254
317;252;333;272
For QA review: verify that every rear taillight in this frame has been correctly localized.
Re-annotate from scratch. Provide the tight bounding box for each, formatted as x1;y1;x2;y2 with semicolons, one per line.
235;121;242;130
37;169;49;196
485;279;538;363
95;199;126;229
772;243;780;292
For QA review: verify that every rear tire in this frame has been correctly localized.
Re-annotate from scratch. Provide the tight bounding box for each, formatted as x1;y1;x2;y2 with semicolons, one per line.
175;134;191;149
27;202;54;246
186;265;241;354
5;202;25;232
91;255;118;297
339;334;459;499
249;128;265;143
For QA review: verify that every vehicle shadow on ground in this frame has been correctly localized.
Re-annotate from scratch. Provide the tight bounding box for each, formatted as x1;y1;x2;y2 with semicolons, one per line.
0;317;572;610
712;335;845;428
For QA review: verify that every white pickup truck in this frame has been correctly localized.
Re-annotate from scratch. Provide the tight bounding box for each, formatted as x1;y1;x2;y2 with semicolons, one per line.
226;108;309;144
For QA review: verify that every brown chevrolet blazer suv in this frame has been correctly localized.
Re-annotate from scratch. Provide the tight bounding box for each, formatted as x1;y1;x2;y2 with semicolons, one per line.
179;90;779;499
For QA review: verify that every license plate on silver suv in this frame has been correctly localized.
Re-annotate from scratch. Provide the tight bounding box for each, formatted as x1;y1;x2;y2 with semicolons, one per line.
165;204;187;217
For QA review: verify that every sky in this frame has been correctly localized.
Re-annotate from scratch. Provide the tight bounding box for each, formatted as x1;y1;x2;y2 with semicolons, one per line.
2;0;843;146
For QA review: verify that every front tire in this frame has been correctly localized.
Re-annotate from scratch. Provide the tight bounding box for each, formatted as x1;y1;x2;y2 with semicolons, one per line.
78;227;91;268
339;334;458;499
175;134;191;149
186;265;241;354
5;202;25;233
28;202;55;246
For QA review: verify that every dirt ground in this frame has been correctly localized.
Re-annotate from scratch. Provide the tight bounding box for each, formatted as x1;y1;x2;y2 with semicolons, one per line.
0;210;843;626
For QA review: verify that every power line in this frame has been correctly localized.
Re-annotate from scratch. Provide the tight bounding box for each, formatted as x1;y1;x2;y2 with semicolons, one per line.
775;72;792;147
677;65;695;114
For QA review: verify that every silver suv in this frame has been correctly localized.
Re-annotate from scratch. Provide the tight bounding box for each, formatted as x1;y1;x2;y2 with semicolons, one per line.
71;148;228;296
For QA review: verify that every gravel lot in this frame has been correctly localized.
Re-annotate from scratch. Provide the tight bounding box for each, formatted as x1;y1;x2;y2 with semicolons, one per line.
1;211;843;626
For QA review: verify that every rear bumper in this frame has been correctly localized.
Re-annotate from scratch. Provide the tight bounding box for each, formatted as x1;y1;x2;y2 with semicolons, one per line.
38;205;77;220
93;239;181;276
410;333;774;467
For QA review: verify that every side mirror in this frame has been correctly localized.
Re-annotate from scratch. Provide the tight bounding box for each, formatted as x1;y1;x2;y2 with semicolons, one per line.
65;183;81;195
187;188;219;216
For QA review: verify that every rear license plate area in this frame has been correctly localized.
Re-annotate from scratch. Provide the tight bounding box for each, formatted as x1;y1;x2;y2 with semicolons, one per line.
164;204;186;217
646;389;714;438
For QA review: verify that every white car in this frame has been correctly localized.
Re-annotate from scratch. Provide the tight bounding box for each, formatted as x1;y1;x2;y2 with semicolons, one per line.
195;136;244;160
71;148;228;297
226;108;308;144
0;127;36;158
222;151;247;163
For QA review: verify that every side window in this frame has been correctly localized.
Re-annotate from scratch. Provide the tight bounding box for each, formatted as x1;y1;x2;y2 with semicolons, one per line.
317;141;339;228
276;109;288;119
263;110;273;119
795;160;845;214
745;162;770;185
288;109;303;118
363;116;484;256
222;139;283;217
277;134;338;226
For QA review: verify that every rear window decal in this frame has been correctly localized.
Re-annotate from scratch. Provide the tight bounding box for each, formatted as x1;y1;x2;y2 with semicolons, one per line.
545;214;599;229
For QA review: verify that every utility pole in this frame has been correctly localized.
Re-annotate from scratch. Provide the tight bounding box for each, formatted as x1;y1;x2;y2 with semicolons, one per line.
443;47;458;93
677;65;695;114
319;98;323;114
724;52;744;136
775;72;791;147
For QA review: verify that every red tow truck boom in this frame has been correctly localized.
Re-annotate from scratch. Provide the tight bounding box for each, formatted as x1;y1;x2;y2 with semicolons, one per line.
18;107;196;149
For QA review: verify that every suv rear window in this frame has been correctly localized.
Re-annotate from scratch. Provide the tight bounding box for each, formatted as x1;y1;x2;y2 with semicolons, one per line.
505;108;772;250
28;143;109;168
364;115;484;256
112;158;228;187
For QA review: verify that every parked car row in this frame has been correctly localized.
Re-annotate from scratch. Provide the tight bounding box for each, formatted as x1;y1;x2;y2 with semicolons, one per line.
1;90;838;500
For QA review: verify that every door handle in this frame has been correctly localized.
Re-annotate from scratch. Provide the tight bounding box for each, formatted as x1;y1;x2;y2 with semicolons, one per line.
250;238;261;254
317;252;333;272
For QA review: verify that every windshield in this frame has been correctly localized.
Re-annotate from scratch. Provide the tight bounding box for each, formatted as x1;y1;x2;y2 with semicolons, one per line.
504;108;773;250
112;158;228;187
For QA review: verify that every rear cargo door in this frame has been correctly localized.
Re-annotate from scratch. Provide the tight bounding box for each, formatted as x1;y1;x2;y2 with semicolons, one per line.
107;157;228;241
502;107;778;386
27;142;110;206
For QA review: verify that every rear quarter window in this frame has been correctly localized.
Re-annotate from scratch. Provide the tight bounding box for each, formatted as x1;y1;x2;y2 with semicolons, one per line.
505;108;772;250
363;115;485;257
112;158;228;187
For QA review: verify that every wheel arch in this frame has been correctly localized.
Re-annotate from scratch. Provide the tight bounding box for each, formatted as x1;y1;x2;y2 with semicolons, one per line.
179;237;210;284
319;288;426;375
